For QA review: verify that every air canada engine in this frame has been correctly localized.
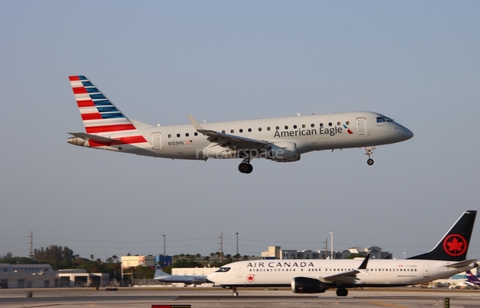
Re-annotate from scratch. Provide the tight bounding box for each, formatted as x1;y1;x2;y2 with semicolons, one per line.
291;277;327;293
267;141;300;162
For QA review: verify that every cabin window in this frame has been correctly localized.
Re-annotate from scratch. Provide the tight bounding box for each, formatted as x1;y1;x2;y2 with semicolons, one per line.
293;125;297;129
276;126;280;130
320;123;323;127
258;127;262;131
248;128;252;132
239;129;243;133
302;124;306;128
231;129;234;133
168;134;172;138
285;125;289;129
267;127;271;131
176;133;180;138
222;130;225;133
185;133;189;137
194;132;198;136
346;121;350;125
337;122;341;125
328;122;332;126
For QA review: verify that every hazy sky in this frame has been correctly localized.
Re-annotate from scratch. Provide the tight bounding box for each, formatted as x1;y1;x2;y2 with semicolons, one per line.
1;1;479;262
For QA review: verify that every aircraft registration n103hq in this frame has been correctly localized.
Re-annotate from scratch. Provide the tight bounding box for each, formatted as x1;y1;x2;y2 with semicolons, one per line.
67;76;414;173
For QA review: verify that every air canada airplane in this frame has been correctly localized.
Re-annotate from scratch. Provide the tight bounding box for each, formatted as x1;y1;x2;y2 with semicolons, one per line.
207;210;477;296
67;75;414;173
153;265;207;286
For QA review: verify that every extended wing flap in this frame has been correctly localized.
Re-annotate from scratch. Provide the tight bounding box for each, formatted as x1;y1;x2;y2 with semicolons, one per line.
188;114;268;149
319;270;360;284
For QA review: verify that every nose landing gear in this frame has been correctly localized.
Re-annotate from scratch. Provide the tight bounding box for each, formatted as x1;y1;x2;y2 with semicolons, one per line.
365;146;376;166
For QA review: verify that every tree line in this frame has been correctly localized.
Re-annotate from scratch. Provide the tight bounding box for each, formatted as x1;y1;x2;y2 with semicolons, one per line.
0;245;253;280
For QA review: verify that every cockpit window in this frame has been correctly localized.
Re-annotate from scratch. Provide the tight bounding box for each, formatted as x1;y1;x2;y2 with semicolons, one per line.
215;267;231;273
377;116;394;123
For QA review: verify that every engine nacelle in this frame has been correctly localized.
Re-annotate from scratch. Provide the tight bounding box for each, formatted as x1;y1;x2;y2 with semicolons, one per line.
199;145;238;159
267;141;300;162
291;277;327;294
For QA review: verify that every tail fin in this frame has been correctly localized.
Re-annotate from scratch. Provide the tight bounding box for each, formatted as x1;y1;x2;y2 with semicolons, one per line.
69;75;137;134
154;265;170;278
466;270;480;283
408;210;476;261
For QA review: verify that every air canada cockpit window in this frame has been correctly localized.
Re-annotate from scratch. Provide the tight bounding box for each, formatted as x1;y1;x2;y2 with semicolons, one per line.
216;267;231;273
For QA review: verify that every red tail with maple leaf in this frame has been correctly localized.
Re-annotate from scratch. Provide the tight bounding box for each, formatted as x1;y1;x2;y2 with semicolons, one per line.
408;210;476;261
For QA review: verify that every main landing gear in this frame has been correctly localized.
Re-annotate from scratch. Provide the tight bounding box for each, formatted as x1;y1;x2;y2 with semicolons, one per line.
231;286;239;296
238;158;253;174
365;146;376;166
336;288;348;296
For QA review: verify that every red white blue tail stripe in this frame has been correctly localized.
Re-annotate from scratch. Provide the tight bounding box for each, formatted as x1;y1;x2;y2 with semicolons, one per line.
69;75;148;147
69;75;137;133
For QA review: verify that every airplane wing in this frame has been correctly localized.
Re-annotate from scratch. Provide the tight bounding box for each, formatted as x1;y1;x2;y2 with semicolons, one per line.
188;115;269;150
445;259;478;269
318;255;371;285
68;132;122;145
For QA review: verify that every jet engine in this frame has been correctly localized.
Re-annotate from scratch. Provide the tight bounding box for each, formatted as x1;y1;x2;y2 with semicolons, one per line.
267;141;300;162
291;277;327;293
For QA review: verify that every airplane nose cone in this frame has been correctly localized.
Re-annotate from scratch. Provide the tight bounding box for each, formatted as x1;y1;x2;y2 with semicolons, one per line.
403;127;414;140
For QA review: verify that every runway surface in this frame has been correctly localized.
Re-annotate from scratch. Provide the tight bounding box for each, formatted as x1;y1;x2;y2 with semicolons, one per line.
1;287;479;308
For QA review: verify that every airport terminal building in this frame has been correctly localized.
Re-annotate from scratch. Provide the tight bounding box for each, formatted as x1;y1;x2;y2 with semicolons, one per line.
0;264;108;289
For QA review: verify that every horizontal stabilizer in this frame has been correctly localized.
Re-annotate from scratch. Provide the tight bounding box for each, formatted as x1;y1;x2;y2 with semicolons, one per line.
68;132;122;145
445;259;478;269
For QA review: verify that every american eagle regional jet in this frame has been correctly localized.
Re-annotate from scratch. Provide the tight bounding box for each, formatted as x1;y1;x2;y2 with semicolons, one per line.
67;76;414;173
207;210;478;297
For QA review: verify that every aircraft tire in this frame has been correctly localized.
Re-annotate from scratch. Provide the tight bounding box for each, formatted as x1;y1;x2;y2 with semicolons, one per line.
367;158;374;166
336;288;348;296
238;163;253;174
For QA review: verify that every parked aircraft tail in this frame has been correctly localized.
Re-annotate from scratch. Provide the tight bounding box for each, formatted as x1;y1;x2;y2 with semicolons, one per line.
154;265;170;278
408;210;476;261
466;270;480;284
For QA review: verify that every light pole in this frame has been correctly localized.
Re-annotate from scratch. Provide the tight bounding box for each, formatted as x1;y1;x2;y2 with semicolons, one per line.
329;232;334;259
403;252;406;259
234;232;239;260
162;235;166;260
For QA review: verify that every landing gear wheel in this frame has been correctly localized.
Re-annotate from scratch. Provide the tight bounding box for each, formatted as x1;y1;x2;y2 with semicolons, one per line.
238;163;252;173
232;291;239;296
238;158;253;174
336;288;348;296
364;146;375;166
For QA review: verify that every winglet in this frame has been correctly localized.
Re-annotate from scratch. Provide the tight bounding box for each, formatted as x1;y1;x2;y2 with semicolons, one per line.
358;254;370;270
188;114;206;132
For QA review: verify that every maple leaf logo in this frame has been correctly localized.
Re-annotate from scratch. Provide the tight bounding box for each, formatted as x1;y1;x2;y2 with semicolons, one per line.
443;234;467;257
246;274;255;282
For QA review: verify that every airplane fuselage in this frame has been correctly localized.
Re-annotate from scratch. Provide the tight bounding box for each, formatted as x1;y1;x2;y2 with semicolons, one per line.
69;111;413;161
208;259;475;289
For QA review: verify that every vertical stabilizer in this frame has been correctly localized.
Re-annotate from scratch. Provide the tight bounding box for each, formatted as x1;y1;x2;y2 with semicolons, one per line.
408;210;476;261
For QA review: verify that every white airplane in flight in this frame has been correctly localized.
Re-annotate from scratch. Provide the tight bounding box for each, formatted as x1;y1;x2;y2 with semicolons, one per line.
153;265;208;286
207;210;478;296
67;75;414;173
